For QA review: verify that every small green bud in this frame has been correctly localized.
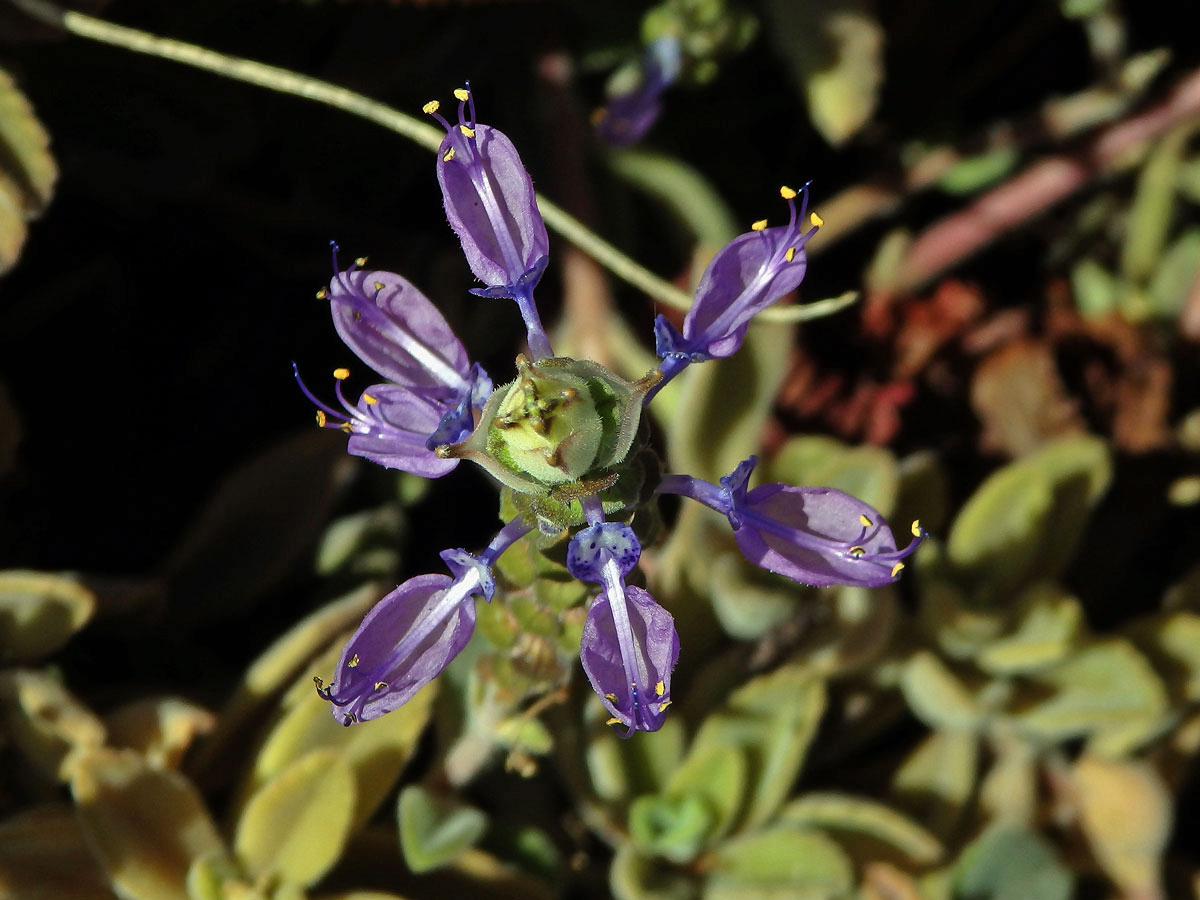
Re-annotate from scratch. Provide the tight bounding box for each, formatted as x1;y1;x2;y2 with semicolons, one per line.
440;355;660;498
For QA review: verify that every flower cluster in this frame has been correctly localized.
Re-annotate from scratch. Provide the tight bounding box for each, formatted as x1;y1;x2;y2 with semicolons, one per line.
301;87;924;734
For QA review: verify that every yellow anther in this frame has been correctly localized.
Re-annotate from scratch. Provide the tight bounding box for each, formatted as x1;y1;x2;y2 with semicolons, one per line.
315;287;327;300
348;654;359;668
655;680;665;697
313;676;324;690
453;88;470;102
780;185;797;200
785;247;797;262
890;562;905;578
751;219;768;231
422;100;440;115
373;281;385;291
911;520;922;537
658;700;672;711
355;256;368;267
605;693;617;702
374;681;388;691
810;212;824;227
460;124;476;138
859;514;873;527
606;717;622;726
333;367;350;380
315;411;327;427
339;422;353;434
363;393;378;405
345;712;357;724
848;546;866;558
443;148;456;162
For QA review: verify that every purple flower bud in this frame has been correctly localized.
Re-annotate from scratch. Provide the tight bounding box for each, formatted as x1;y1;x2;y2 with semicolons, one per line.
316;573;478;725
316;518;531;725
658;456;925;588
580;585;679;736
655;185;819;363
594;36;682;148
427;89;549;299
568;522;678;735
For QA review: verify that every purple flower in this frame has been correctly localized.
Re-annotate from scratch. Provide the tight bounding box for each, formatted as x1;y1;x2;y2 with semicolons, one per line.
594;36;682;148
568;522;679;735
426;90;550;303
316;572;479;725
658;456;925;588
295;257;492;476
316;519;528;725
655;185;820;364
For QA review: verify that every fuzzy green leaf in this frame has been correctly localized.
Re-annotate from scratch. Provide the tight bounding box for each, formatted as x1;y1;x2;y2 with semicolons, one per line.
396;784;487;874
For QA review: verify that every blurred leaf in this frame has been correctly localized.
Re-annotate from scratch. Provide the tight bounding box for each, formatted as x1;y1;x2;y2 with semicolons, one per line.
946;459;1053;593
900;651;984;732
104;697;216;770
314;505;405;578
1060;0;1108;18
1009;639;1167;746
703;827;854;900
163;429;354;625
970;339;1086;458
494;715;554;755
235;748;356;888
708;553;797;640
629;793;717;865
0;569;95;664
1071;258;1121;319
762;0;884;146
72;749;226;900
0;668;106;782
766;436;898;517
1121;120;1196;287
397;784;487;874
953;825;1073;900
239;639;436;833
917;572;1006;660
588;714;686;803
666;314;794;482
690;664;826;830
1178;157;1200;204
947;435;1110;594
779;793;942;864
802;584;899;678
607;150;740;246
1073;754;1171;896
1148;228;1200;316
977;736;1037;826
890;730;979;841
611;842;698;900
0;66;57;275
936;148;1019;195
975;583;1084;676
1140;611;1200;702
0;806;115;900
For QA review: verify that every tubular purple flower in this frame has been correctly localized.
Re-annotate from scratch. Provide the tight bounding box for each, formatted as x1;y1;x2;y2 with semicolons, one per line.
658;456;926;588
426;88;553;360
568;521;679;735
593;35;682;148
316;518;530;725
649;185;820;399
295;253;492;476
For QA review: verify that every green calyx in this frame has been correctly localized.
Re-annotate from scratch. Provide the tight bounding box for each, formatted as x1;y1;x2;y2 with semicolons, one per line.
439;354;660;503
